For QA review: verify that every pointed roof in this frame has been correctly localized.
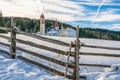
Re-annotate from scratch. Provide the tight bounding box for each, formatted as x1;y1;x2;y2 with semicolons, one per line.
54;19;59;27
40;13;44;19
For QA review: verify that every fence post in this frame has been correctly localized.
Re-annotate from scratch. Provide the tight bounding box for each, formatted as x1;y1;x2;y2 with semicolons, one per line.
74;26;80;80
10;17;16;59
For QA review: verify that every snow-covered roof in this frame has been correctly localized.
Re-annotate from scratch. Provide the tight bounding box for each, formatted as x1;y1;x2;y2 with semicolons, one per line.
47;29;59;34
66;28;75;32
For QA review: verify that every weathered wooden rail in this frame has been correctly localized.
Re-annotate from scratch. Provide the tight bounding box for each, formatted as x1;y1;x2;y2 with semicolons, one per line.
81;44;120;50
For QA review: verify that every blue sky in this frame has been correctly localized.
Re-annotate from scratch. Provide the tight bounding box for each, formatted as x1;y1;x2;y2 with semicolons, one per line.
0;0;120;31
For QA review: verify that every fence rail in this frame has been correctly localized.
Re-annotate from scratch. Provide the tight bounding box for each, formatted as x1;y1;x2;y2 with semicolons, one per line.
80;52;120;57
79;63;111;67
81;44;120;50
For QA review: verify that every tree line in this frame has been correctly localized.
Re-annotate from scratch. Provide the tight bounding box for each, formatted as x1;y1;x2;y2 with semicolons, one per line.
0;16;120;41
79;28;120;41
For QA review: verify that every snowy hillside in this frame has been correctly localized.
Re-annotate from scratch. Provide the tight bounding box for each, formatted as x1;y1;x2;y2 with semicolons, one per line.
0;33;120;80
0;53;67;80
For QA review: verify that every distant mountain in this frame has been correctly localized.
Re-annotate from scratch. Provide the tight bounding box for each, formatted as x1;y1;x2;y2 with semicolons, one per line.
0;17;120;41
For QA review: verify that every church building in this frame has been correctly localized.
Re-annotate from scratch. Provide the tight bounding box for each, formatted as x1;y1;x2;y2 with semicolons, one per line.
40;13;45;35
39;13;76;37
46;19;59;36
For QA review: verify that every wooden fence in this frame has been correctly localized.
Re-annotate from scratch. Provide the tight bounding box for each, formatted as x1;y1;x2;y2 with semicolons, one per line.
0;24;81;80
0;24;120;80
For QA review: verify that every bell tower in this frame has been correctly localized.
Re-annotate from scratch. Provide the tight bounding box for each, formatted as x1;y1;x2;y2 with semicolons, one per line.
40;13;45;35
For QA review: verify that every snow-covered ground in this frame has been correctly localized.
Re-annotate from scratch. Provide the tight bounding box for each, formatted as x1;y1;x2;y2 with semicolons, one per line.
96;64;120;80
0;33;120;80
0;52;67;80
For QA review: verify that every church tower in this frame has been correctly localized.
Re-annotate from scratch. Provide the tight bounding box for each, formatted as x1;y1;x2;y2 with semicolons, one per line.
40;13;45;35
54;19;59;31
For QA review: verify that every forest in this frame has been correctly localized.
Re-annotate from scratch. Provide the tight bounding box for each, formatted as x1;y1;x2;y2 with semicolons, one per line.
0;16;120;41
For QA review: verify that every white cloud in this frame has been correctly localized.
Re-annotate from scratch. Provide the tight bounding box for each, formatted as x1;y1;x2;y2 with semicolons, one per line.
0;0;85;22
40;0;86;22
112;24;120;29
77;0;120;6
0;0;39;17
94;9;120;22
0;0;120;23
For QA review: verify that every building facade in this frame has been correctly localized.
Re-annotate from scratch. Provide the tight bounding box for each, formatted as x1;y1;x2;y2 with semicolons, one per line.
40;14;76;37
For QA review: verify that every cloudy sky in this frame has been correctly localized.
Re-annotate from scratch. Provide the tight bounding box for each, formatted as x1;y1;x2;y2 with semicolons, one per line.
0;0;120;31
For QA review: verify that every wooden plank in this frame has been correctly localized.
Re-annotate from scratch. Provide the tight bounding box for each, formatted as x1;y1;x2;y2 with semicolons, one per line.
79;63;111;67
81;44;120;50
75;26;80;80
15;31;70;47
0;42;10;47
65;41;73;77
10;19;16;59
16;47;74;68
80;52;120;57
0;34;10;39
67;51;120;57
17;55;73;79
